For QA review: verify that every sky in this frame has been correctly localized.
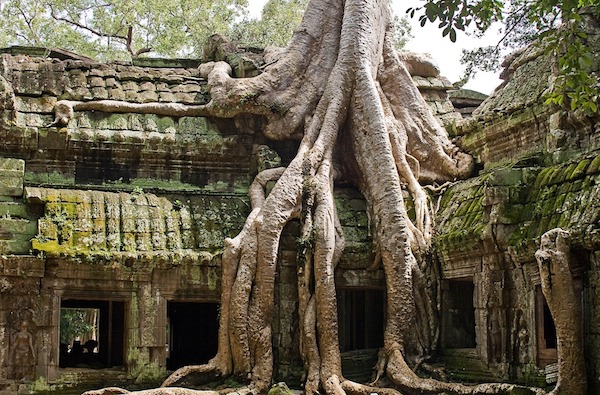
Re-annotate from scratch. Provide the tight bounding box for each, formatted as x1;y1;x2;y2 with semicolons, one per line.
247;0;504;94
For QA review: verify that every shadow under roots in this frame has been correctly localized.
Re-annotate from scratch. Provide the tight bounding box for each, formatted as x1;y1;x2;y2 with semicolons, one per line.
166;371;237;389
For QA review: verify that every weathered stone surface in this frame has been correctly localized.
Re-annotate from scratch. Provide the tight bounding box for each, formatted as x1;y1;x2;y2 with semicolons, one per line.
0;158;24;196
15;96;56;113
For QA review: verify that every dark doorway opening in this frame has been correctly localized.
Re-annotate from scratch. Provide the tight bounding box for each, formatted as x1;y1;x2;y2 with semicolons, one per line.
60;300;125;368
536;287;557;366
166;302;219;371
442;279;476;349
337;288;385;352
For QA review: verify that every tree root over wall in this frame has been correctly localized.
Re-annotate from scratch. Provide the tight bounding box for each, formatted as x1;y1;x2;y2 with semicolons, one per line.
53;1;585;394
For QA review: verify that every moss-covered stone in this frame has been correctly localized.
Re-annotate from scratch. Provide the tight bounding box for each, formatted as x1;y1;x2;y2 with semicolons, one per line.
569;159;591;181
587;153;600;174
268;382;294;395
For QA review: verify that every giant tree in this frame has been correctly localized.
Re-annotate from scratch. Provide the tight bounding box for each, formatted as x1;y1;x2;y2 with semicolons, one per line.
60;0;586;394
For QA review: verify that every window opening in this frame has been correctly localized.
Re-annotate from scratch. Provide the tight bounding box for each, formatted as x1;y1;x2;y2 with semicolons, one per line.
60;300;125;368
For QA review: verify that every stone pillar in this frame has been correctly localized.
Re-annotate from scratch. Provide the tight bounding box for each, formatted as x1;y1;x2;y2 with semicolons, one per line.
476;264;507;366
1;257;45;383
129;281;167;376
34;293;61;381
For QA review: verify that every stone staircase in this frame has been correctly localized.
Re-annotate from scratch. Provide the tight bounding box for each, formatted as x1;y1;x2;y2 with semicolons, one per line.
438;349;499;383
341;349;379;383
52;368;130;393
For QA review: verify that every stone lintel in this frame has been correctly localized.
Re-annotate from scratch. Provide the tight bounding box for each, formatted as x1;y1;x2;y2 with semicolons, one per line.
0;255;44;277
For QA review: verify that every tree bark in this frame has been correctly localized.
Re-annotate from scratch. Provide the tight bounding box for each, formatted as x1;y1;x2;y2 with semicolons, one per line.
535;229;587;395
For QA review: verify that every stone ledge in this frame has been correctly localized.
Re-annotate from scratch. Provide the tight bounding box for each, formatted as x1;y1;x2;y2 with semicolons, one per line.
0;256;44;277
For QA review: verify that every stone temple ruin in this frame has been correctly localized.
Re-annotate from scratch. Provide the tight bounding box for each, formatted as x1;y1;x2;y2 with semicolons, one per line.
0;37;598;394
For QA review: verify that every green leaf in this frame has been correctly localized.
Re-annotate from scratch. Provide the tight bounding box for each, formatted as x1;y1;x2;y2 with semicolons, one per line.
449;28;457;42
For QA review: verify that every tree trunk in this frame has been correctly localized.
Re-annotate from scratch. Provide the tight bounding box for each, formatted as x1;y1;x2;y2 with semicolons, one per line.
535;229;587;395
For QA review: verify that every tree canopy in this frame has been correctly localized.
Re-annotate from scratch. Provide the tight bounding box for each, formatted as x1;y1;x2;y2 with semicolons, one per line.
0;0;300;60
411;0;600;113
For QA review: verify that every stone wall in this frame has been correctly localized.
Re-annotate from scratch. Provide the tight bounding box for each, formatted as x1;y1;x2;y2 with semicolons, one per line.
0;53;256;192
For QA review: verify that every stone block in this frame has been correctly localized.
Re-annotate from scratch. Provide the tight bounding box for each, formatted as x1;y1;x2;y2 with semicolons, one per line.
139;90;159;103
124;90;141;102
172;83;202;93
122;81;139;91
155;82;169;91
174;92;196;103
0;217;36;236
88;76;105;87
38;129;68;150
108;88;126;100
71;86;92;100
0;158;24;197
436;99;456;114
14;61;40;71
482;187;508;206
0;239;31;254
104;77;120;88
15;112;50;128
158;92;176;102
161;74;185;83
67;69;88;88
15;96;57;113
14;70;42;95
91;87;109;99
95;113;129;130
1;256;44;277
0;201;31;219
139;81;156;91
490;169;524;186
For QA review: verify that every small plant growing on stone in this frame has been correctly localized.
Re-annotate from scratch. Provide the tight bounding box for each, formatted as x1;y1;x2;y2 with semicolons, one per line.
131;186;144;202
173;199;183;211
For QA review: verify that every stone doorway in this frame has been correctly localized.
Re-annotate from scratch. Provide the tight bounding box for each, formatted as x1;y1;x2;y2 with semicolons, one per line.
337;288;385;352
166;302;219;371
535;287;557;367
441;278;476;349
59;299;125;369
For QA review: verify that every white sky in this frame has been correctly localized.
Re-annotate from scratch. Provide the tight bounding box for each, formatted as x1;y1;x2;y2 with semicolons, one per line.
247;0;504;94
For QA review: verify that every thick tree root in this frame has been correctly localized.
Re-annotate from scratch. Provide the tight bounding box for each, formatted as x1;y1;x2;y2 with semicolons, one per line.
84;387;256;395
161;361;227;388
48;100;211;127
